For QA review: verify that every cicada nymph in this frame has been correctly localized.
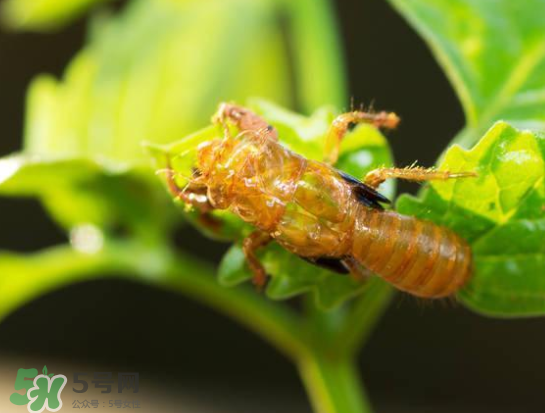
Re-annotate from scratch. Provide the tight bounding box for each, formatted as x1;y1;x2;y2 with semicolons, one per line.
163;103;475;298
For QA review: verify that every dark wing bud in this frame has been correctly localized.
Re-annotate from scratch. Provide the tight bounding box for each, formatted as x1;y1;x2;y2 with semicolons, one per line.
338;171;391;210
300;256;350;274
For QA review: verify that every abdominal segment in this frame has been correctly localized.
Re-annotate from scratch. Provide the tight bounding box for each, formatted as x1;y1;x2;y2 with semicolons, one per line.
352;210;472;297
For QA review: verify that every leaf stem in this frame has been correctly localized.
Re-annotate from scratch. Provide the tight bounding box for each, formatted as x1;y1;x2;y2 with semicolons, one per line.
1;240;382;413
106;240;312;360
282;0;348;111
335;279;394;357
111;242;381;413
298;351;373;413
155;246;310;359
0;241;308;359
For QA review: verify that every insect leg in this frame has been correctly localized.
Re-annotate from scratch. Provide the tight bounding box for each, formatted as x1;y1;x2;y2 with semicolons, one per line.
242;231;272;291
342;256;374;282
163;167;213;212
161;166;224;233
363;166;477;190
324;110;400;165
212;102;234;138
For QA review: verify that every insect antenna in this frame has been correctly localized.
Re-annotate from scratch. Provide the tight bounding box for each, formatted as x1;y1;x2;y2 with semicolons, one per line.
235;128;261;141
168;146;200;163
155;167;192;188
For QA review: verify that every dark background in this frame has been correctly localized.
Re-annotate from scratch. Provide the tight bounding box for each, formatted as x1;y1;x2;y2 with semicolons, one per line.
0;0;544;412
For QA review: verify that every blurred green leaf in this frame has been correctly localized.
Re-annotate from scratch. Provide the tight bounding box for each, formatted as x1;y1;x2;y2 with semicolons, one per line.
152;100;394;309
0;240;309;362
3;0;297;232
388;0;545;148
219;243;367;310
0;246;116;321
0;240;173;322
282;0;347;112
398;122;545;317
0;155;174;238
0;0;349;324
1;0;109;31
24;0;293;164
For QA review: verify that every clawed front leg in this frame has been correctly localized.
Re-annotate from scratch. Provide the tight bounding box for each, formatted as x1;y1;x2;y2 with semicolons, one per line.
161;166;222;233
324;110;400;165
163;167;213;212
363;166;477;190
242;231;272;290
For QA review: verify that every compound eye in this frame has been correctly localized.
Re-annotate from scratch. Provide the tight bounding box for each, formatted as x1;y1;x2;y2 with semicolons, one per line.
231;108;244;119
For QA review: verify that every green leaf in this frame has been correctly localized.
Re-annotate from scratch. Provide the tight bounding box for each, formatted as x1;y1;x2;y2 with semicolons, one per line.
389;0;545;317
0;241;173;323
156;100;394;309
0;156;175;237
218;243;366;310
42;366;47;375
281;0;347;112
397;122;545;317
388;0;545;148
1;0;109;31
2;0;296;232
24;0;293;165
0;0;349;328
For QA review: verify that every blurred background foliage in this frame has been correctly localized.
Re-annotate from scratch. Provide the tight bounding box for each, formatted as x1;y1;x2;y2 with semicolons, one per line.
2;0;296;235
1;0;545;412
23;0;293;163
0;0;346;236
0;0;353;321
1;0;109;31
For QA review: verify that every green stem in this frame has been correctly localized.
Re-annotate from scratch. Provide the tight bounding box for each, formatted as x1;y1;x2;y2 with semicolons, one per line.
121;242;379;413
0;241;308;360
109;241;312;360
283;0;348;111
154;245;310;359
1;239;383;413
335;278;394;357
298;351;372;413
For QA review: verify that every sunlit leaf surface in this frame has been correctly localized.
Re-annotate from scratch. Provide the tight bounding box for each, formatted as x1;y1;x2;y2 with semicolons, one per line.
389;0;545;147
0;0;293;231
398;122;545;316
1;0;109;31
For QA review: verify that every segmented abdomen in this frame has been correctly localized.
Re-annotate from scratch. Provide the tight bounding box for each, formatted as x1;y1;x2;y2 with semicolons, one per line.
352;209;472;298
